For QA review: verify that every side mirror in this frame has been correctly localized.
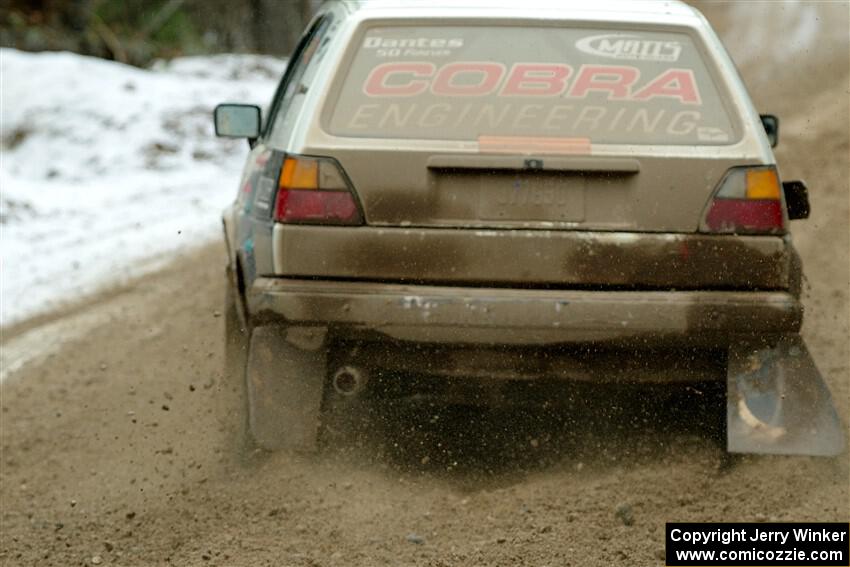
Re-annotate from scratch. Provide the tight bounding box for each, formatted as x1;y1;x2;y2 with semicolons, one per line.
214;104;261;139
783;180;810;220
760;114;779;147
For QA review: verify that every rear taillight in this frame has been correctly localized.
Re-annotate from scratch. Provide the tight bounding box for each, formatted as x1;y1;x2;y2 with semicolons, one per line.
700;166;785;234
273;155;362;225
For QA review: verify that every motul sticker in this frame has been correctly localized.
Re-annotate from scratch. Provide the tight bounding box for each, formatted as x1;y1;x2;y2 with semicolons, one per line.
575;33;683;62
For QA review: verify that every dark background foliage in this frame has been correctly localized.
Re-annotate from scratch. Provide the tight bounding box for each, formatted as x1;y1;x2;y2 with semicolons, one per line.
1;0;320;65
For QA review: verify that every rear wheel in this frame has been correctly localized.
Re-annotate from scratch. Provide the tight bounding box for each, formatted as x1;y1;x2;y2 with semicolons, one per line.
223;276;253;453
224;271;328;452
245;326;327;451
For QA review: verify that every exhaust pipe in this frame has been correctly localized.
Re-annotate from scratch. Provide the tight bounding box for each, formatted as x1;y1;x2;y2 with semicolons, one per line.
332;365;368;396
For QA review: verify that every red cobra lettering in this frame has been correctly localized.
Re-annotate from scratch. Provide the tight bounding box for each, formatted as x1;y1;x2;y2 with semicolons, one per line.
633;69;701;104
568;65;639;99
432;62;504;95
363;62;435;96
500;63;572;96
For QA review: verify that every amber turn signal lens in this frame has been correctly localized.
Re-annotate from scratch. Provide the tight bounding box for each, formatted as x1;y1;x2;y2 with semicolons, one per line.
745;168;780;200
279;157;319;190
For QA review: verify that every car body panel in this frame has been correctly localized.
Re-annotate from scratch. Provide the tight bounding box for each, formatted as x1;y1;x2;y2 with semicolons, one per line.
241;2;792;295
261;5;774;233
297;150;766;231
247;277;801;346
227;0;793;327
271;225;793;290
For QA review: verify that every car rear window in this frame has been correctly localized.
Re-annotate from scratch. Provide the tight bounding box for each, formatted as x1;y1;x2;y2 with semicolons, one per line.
325;25;739;145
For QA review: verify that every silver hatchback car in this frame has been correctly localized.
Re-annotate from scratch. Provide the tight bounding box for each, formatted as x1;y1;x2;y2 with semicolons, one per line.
215;0;843;456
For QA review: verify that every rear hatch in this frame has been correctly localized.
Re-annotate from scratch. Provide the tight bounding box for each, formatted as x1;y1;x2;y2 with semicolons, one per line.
319;23;745;232
273;21;791;291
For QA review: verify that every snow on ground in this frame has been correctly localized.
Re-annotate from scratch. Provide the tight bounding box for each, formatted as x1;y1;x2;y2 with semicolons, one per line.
1;49;285;326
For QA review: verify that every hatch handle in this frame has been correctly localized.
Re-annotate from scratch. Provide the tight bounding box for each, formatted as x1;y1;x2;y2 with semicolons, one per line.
427;155;640;173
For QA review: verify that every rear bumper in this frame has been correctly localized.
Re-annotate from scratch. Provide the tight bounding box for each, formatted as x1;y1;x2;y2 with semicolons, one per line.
272;225;794;290
248;278;801;345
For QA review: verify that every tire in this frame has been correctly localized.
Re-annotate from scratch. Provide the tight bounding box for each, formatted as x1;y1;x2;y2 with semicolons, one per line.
225;267;328;453
244;326;327;452
223;277;254;454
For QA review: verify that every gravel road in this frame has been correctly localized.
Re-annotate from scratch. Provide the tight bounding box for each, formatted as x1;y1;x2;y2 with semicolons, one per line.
2;3;848;566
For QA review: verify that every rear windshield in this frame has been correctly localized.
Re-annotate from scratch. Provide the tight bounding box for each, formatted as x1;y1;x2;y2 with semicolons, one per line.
325;25;739;145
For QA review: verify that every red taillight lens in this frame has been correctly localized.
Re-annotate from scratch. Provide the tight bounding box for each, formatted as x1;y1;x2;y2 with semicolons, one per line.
704;199;783;232
275;189;360;224
273;155;362;225
700;167;785;234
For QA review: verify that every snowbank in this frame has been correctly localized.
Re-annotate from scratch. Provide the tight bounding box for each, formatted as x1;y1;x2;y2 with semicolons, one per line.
1;49;284;326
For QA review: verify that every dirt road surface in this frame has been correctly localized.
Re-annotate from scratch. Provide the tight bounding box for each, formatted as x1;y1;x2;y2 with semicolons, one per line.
2;4;848;566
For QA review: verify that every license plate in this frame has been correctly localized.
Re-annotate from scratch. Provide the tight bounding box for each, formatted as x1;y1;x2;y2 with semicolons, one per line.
478;173;585;222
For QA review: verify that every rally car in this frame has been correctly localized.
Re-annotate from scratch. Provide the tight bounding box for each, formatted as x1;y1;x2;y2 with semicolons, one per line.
215;0;843;455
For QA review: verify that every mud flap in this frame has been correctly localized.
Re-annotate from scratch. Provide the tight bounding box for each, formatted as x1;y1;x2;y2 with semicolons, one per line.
727;336;845;456
246;326;327;451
